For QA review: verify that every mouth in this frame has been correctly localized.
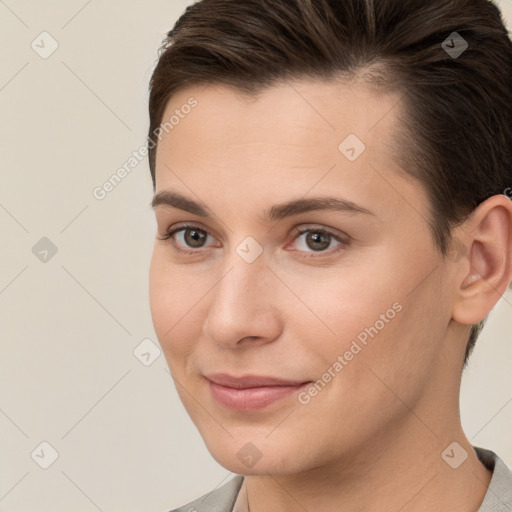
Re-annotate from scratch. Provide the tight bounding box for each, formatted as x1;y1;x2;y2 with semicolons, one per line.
205;373;312;411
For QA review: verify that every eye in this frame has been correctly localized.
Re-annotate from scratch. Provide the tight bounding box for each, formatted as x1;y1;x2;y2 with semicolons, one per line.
157;224;217;253
158;224;349;257
290;227;347;256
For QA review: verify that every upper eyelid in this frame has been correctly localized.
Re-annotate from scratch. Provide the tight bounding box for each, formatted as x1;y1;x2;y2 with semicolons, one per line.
165;222;218;241
165;223;344;238
295;226;346;239
164;223;347;249
291;228;347;251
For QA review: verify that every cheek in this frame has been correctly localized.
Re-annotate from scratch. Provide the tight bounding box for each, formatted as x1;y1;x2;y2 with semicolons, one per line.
149;251;202;365
337;270;449;413
297;249;441;395
291;267;401;354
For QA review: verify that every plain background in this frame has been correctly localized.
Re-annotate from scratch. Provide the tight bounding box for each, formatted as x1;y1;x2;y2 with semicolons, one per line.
0;1;511;511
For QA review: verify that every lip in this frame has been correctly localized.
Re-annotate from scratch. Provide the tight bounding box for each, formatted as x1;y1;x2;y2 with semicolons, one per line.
205;373;311;411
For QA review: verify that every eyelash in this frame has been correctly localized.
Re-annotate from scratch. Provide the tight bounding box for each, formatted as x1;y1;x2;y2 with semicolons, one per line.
157;223;349;258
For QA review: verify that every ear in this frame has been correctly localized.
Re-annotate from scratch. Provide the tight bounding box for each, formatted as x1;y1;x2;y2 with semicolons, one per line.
452;194;512;326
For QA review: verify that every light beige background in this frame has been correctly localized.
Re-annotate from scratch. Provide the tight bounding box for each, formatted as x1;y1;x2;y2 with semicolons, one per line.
0;1;511;511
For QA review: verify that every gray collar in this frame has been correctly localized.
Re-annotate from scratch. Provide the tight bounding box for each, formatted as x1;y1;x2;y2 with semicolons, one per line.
474;447;512;511
170;447;512;512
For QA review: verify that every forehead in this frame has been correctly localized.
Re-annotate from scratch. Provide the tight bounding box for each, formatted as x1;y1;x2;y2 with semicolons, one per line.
153;79;424;226
158;78;400;152
155;78;403;172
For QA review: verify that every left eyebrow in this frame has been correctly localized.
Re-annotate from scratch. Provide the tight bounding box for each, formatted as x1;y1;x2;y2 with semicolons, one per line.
264;196;376;222
150;190;376;221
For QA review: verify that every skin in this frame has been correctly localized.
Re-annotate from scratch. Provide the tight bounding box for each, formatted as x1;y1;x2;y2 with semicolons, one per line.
149;79;512;512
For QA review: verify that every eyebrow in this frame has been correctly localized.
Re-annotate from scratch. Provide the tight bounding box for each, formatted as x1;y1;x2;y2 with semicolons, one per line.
150;190;376;222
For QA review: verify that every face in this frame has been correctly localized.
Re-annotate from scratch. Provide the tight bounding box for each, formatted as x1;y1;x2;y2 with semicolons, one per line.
149;79;457;476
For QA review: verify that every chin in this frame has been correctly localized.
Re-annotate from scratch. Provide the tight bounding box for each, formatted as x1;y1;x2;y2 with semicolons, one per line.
203;434;310;476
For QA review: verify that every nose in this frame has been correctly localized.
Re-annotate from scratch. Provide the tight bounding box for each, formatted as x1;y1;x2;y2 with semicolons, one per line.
203;258;283;349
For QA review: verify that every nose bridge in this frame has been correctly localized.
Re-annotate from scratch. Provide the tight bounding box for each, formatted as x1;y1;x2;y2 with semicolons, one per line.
212;250;269;320
204;249;281;347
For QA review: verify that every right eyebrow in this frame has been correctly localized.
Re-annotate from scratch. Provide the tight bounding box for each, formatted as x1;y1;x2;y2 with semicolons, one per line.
151;191;209;216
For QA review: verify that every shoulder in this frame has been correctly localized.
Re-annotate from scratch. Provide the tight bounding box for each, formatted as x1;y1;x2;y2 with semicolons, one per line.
168;475;244;512
475;446;512;511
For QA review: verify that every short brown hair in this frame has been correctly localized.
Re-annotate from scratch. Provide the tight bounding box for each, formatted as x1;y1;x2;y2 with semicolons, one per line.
147;0;512;365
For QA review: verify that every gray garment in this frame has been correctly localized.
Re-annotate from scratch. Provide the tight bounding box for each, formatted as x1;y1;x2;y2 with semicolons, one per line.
170;475;244;512
169;447;511;512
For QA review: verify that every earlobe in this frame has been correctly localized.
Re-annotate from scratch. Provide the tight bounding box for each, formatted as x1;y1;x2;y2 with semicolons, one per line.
452;195;512;326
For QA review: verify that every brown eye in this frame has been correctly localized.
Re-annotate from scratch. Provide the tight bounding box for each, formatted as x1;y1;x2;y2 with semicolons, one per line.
159;224;215;253
182;227;208;248
291;227;347;256
304;231;331;251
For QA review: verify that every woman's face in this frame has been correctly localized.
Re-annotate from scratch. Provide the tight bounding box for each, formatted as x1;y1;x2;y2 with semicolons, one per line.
149;79;459;475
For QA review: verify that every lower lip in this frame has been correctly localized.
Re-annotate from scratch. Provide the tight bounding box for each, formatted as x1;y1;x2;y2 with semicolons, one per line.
208;380;310;411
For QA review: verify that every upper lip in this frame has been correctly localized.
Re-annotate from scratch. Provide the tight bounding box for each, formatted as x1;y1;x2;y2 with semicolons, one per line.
205;373;309;389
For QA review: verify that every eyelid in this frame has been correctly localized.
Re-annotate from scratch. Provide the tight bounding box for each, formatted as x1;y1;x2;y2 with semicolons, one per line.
288;226;349;256
157;222;219;254
292;224;350;241
158;222;350;256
